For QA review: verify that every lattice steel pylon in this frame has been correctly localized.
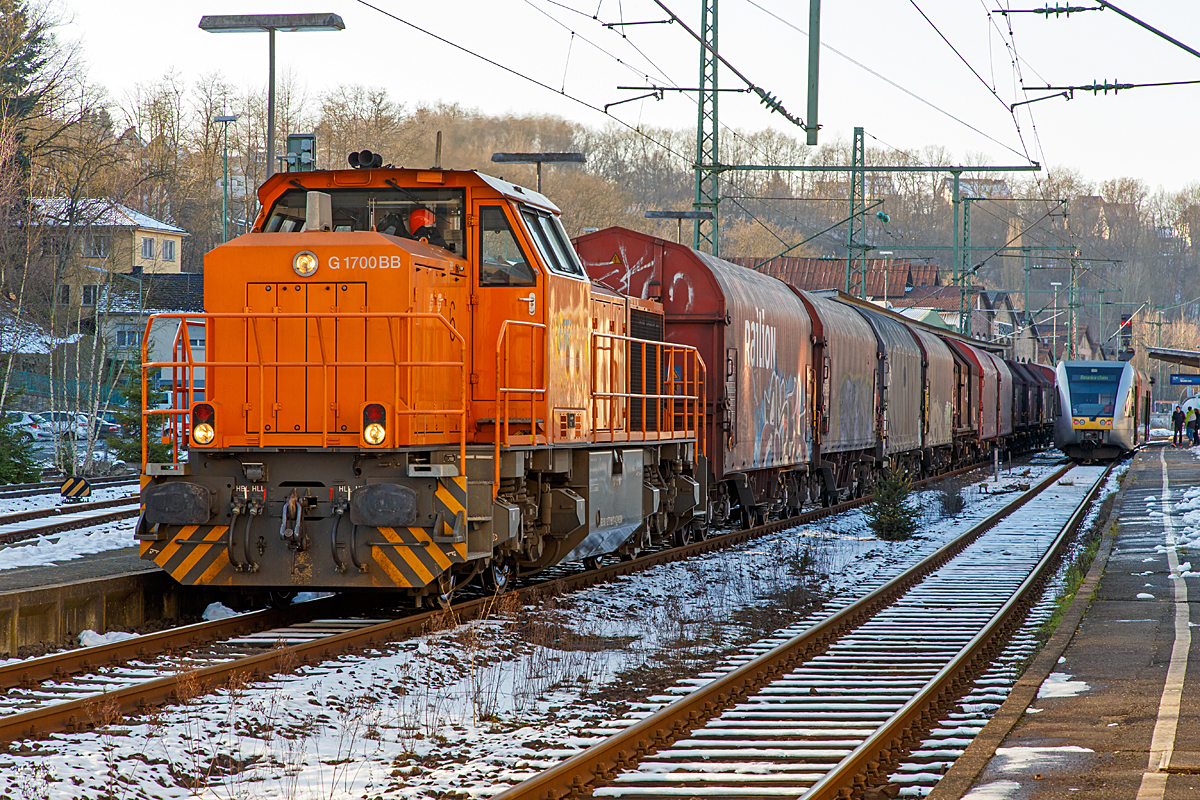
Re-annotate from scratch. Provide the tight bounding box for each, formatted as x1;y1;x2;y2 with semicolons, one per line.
693;0;719;255
844;126;866;296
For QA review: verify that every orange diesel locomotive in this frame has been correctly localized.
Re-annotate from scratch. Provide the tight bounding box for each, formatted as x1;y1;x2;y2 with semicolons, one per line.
137;161;705;604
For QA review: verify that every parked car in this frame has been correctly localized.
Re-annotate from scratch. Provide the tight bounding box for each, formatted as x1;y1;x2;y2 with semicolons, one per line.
42;411;91;440
3;411;52;442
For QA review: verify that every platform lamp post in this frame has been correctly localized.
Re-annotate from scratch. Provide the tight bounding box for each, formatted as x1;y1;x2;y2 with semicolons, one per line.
490;152;585;193
1050;281;1062;363
645;210;714;245
214;115;238;243
199;14;344;179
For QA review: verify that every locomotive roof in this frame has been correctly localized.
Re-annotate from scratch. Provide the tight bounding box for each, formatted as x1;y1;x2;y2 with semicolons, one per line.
254;167;560;214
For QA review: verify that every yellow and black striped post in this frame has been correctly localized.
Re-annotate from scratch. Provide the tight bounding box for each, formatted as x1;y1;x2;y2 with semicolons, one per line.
60;477;91;502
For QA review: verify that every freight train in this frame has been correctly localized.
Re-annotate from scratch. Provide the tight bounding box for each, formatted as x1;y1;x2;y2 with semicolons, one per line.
136;162;1054;605
1053;360;1150;460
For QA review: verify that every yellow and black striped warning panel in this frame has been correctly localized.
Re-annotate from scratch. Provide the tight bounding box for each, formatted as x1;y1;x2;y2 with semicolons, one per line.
148;524;231;585
372;525;467;588
60;477;91;500
433;476;467;539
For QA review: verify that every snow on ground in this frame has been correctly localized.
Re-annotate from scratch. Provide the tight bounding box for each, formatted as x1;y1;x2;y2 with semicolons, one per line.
1036;672;1090;699
78;630;140;648
0;483;140;572
0;460;1069;800
0;517;137;572
0;483;136;516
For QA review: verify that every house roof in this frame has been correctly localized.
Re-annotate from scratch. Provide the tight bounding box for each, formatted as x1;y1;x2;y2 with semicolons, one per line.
897;307;952;330
889;284;978;312
0;310;82;354
33;198;188;236
724;256;939;300
104;272;204;314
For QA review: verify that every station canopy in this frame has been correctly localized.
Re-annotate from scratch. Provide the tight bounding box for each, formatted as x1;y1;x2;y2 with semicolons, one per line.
1147;347;1200;369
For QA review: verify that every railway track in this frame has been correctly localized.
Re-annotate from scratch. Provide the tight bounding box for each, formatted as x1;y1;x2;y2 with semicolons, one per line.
0;497;140;545
0;459;1018;747
492;462;1110;800
0;476;137;501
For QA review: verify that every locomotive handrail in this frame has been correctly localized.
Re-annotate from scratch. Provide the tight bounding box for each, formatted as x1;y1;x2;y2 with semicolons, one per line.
494;319;548;499
589;330;706;455
141;311;467;471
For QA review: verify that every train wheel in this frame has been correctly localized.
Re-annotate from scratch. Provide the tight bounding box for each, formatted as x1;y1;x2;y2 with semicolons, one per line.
483;558;515;595
266;590;296;609
436;571;458;608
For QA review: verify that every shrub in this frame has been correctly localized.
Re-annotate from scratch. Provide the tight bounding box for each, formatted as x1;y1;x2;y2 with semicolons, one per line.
867;469;919;541
0;412;41;484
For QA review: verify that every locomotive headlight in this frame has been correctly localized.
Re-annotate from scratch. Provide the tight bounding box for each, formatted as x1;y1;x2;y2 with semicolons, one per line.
293;250;318;277
364;423;386;445
362;403;387;445
193;423;215;445
191;403;216;446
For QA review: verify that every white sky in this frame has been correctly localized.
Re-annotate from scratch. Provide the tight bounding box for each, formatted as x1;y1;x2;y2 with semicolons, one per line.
61;0;1200;194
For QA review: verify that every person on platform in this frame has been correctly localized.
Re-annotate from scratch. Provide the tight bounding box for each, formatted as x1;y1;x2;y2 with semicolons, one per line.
1190;408;1200;446
1173;406;1186;446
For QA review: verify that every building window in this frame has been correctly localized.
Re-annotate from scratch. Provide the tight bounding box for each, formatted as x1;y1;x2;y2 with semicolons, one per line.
40;237;62;256
82;285;98;306
162;239;175;261
116;327;139;349
141;237;155;259
82;234;110;258
57;285;69;305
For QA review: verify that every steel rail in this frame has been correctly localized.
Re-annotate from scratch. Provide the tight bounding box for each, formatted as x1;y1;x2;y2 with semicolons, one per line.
0;459;1027;745
491;463;1079;800
0;602;324;695
0;507;141;545
0;476;138;501
804;464;1111;799
0;495;137;527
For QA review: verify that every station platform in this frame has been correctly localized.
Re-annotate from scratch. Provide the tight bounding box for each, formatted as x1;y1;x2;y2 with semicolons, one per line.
0;546;152;594
932;442;1200;799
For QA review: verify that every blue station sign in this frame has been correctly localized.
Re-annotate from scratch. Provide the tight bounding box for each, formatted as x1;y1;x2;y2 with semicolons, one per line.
1170;374;1200;385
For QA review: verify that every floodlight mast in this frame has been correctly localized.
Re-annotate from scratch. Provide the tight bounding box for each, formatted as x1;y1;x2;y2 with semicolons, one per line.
199;14;345;179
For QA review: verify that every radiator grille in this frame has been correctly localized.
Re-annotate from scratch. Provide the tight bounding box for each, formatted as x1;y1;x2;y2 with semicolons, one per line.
629;310;663;432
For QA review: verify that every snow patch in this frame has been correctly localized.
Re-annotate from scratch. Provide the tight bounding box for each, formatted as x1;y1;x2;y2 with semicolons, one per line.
201;602;240;621
963;781;1023;799
1037;672;1090;699
78;629;139;648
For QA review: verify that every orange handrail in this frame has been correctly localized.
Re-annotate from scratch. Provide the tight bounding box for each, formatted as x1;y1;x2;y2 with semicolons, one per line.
494;319;547;498
588;330;706;455
141;311;468;474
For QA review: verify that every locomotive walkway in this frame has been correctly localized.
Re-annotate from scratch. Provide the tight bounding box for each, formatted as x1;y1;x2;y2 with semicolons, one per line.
932;442;1200;800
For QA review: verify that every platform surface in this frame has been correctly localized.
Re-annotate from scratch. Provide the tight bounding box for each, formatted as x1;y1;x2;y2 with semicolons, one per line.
0;546;155;594
944;443;1200;799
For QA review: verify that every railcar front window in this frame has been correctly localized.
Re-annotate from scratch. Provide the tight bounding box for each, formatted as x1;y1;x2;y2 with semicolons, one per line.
1065;366;1124;417
480;206;536;286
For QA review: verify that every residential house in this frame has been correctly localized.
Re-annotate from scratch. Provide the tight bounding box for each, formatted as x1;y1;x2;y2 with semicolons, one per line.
34;198;189;316
101;273;205;398
939;177;1012;204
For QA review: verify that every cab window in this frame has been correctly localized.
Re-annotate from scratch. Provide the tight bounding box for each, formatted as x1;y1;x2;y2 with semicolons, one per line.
520;207;586;278
480;206;536;287
263;187;465;254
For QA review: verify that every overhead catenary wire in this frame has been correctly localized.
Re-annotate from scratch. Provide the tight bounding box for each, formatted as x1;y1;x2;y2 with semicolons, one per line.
741;0;1034;162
